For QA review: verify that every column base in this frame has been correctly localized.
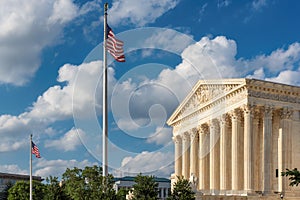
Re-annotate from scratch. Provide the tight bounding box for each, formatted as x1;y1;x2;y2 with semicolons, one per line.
198;189;279;197
243;189;255;196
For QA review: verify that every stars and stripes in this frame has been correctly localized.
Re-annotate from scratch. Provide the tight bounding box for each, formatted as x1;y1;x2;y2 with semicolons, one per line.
32;141;41;158
106;25;125;62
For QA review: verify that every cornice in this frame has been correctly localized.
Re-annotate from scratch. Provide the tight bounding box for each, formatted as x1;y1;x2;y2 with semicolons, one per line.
168;78;300;128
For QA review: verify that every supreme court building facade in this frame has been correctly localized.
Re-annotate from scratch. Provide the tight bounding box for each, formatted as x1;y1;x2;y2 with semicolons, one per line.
167;78;300;200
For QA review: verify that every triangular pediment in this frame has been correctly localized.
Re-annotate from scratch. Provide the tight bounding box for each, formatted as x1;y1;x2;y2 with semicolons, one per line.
167;78;247;126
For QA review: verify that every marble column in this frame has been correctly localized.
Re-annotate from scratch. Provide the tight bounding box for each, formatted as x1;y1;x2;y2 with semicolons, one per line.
173;135;182;178
220;114;229;192
243;105;254;192
209;119;220;192
252;108;261;191
262;106;273;194
198;124;209;191
190;128;199;181
198;126;206;190
278;107;293;192
182;132;190;179
231;109;241;191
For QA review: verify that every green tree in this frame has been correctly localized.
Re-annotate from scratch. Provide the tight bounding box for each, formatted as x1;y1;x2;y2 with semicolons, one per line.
282;168;300;187
62;165;116;200
8;180;46;200
131;174;159;200
116;188;129;200
167;177;195;200
44;176;71;200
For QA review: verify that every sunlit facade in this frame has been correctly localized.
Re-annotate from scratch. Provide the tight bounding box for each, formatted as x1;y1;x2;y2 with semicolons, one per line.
168;79;300;199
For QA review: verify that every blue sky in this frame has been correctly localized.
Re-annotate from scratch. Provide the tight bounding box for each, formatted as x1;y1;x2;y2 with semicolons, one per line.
1;0;300;179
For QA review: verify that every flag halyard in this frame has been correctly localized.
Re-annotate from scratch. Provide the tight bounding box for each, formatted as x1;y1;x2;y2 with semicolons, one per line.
106;25;125;62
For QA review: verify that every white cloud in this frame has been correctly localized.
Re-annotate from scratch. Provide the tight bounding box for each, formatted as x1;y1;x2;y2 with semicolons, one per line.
27;61;113;122
144;29;194;54
108;0;179;27
266;69;300;86
0;0;97;86
249;43;300;74
0;140;27;153
48;0;78;24
0;60;114;151
117;151;174;177
252;0;267;11
34;159;97;177
246;67;265;80
45;128;86;151
0;164;28;175
0;114;31;152
147;127;173;146
179;36;239;79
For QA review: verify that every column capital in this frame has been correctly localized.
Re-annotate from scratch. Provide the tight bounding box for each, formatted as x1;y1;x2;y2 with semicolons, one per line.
280;107;293;120
230;108;243;121
190;128;199;140
263;105;274;119
172;135;182;144
243;104;256;115
199;123;209;134
219;113;231;126
182;132;190;142
208;118;219;131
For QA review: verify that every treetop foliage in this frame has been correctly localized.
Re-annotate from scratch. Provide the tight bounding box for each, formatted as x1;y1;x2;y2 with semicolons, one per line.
282;168;300;187
131;174;159;200
167;176;195;200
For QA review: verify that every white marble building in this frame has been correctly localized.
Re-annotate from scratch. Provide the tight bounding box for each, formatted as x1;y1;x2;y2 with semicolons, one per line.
167;79;300;199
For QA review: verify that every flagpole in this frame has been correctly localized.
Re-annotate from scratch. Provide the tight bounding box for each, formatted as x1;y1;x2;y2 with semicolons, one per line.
30;134;32;200
102;2;108;178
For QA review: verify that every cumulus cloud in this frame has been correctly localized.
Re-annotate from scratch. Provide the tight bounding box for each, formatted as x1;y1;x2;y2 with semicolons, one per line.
0;140;27;153
48;0;78;24
143;29;194;54
266;69;300;86
108;0;179;27
34;159;97;177
249;43;300;74
247;67;265;80
0;114;32;152
0;0;97;86
45;128;86;151
27;61;102;121
0;164;28;175
117;151;174;177
0;60;116;152
146;127;173;146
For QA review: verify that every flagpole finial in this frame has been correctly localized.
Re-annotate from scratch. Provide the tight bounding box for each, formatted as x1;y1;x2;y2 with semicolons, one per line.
104;3;109;13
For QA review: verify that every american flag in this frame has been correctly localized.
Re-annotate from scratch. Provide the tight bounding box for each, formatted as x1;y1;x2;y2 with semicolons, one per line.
32;141;41;158
106;25;125;62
